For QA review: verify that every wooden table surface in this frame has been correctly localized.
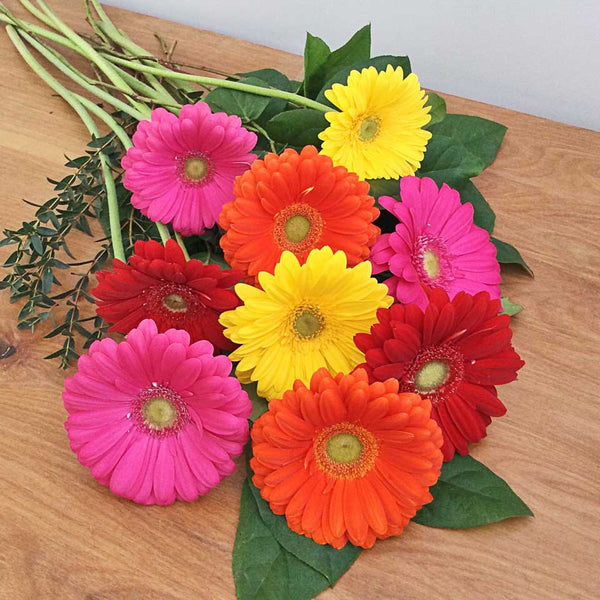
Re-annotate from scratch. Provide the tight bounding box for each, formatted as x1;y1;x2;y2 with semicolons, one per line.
1;2;598;599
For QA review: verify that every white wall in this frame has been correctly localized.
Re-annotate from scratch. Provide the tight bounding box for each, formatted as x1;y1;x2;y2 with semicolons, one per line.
104;0;600;131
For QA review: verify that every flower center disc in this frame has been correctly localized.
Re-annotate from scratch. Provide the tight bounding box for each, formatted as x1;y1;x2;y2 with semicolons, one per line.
163;293;187;313
284;214;312;243
358;117;380;142
184;157;209;181
294;309;324;339
142;397;178;430
326;433;363;464
423;249;440;279
414;359;450;393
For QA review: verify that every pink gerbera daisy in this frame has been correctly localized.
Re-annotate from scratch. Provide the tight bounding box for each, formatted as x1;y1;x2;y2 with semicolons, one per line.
370;176;501;309
122;104;257;236
63;319;251;505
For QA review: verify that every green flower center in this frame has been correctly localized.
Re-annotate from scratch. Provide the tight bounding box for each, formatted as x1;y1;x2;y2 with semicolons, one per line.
142;397;178;430
163;293;187;313
284;214;312;243
414;360;450;393
423;249;440;279
358;117;380;142
184;157;209;181
326;433;363;464
293;308;324;339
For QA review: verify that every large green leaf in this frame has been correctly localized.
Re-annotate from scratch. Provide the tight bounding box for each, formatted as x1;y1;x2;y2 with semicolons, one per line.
265;108;329;148
425;91;447;126
304;25;371;98
413;455;533;528
204;77;271;122
455;180;496;233
237;69;294;125
233;475;361;600
492;237;533;276
418;114;507;187
315;54;411;105
303;33;331;97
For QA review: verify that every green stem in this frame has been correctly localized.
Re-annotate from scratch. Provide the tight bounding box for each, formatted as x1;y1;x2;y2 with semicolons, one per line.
18;29;149;120
75;95;132;149
6;25;125;262
174;231;190;260
155;222;170;244
104;55;333;112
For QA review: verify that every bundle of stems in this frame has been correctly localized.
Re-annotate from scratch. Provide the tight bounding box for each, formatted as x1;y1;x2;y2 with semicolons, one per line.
0;0;332;261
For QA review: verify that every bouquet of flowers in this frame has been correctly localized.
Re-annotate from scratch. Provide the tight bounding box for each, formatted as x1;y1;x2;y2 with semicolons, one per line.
0;2;534;598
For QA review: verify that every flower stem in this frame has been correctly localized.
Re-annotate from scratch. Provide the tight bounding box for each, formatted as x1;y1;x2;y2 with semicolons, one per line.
6;25;126;263
155;222;171;244
103;55;333;112
174;231;190;260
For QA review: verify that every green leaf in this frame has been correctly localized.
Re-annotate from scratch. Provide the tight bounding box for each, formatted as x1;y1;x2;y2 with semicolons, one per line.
304;25;371;98
265;109;328;148
367;178;400;201
501;297;523;316
204;78;271;123
454;180;496;233
413;455;533;528
242;382;268;422
491;237;533;276
303;33;331;97
418;114;507;187
315;54;411;105
237;69;293;125
425;91;447;126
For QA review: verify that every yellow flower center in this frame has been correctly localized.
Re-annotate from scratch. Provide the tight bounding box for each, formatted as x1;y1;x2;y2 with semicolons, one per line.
415;360;450;393
163;293;187;313
315;422;378;479
327;433;363;463
142;397;178;430
423;249;440;279
184;157;209;181
358;117;381;142
293;307;324;339
284;214;312;243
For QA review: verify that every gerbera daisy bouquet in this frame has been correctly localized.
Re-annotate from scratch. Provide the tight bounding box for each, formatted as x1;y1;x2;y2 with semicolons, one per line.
0;1;534;598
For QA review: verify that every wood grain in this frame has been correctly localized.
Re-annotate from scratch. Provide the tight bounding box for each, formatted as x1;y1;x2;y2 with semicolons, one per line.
1;2;599;599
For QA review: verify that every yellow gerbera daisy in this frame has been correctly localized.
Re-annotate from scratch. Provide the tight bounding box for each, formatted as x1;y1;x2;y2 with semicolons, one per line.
219;247;393;400
318;65;432;180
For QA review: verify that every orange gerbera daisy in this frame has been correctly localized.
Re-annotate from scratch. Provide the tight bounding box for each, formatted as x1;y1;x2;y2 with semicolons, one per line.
219;145;380;277
250;368;443;549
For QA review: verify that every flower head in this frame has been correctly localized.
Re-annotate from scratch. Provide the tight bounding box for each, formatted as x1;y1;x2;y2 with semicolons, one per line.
318;65;431;180
251;368;443;548
92;239;241;352
122;104;257;236
370;176;501;310
219;247;392;399
63;319;251;505
219;145;380;277
355;289;524;461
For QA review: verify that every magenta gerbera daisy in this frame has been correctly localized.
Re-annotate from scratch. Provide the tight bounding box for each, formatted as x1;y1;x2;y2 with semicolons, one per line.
122;103;257;236
63;319;252;505
370;176;501;309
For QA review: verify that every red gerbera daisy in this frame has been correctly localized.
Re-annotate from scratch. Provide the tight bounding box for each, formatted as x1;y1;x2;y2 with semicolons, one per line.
92;240;242;352
219;145;380;277
354;289;524;461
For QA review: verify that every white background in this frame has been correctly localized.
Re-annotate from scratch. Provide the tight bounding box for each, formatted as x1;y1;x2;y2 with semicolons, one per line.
104;0;600;131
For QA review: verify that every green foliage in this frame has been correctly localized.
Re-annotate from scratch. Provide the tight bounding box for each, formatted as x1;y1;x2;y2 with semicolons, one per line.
425;91;447;126
242;382;268;422
501;297;523;316
492;237;533;276
233;458;361;600
418;114;507;187
413;455;533;528
303;25;371;98
204;77;272;122
265;108;329;148
454;180;496;233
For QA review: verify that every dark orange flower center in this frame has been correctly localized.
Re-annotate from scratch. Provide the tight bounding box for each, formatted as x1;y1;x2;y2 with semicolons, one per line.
176;151;213;187
402;345;464;403
314;422;378;479
291;305;325;339
132;385;189;437
273;203;323;253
